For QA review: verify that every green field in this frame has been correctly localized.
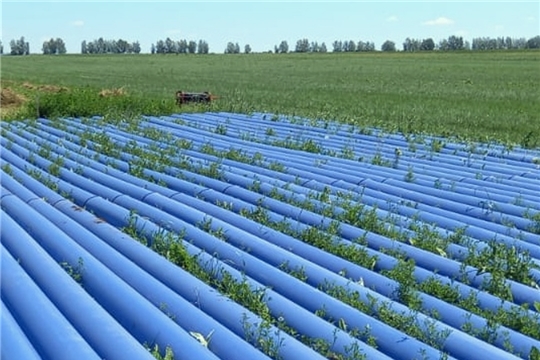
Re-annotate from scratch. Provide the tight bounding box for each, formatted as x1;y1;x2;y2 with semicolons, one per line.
2;51;539;147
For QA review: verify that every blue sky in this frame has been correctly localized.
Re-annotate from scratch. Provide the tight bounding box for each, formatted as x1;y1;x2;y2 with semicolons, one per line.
1;1;539;53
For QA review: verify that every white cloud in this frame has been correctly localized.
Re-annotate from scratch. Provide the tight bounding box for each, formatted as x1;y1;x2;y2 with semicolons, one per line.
71;20;84;27
422;17;454;26
386;15;398;22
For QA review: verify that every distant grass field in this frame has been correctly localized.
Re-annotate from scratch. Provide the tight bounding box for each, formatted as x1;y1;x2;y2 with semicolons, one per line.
1;51;539;146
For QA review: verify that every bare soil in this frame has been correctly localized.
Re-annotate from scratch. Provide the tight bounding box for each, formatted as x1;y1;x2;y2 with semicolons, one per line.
1;87;27;108
98;87;127;97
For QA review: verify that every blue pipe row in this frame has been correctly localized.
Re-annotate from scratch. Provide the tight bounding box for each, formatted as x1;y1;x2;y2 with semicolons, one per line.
28;117;540;243
4;122;538;305
1;178;274;360
146;115;538;183
0;132;449;359
0;156;327;360
168;112;539;172
4;122;538;306
2;114;536;358
28;118;540;266
0;148;419;360
1;209;155;360
0;152;385;358
35;139;538;357
1;187;222;360
5;119;540;292
158;113;539;179
84;116;540;217
1;242;102;360
221;111;540;165
25;117;540;209
0;125;532;358
0;299;41;360
33;114;540;196
133;117;531;190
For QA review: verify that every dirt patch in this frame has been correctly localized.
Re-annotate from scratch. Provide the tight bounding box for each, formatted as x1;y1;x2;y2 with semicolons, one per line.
21;82;36;90
99;87;127;97
22;82;68;93
40;84;69;93
1;87;27;108
0;87;28;118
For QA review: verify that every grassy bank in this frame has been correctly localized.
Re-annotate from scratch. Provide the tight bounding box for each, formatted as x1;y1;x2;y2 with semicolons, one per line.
1;51;539;146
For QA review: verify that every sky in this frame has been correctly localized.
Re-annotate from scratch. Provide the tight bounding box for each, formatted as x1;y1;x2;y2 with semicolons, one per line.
1;1;539;54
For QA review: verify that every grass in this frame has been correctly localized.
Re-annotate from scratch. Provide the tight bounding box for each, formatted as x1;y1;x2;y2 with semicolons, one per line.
1;51;540;146
2;52;540;359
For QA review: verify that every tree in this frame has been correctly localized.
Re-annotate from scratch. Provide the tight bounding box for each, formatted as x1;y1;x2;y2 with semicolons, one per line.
177;39;188;53
87;41;96;54
357;40;375;52
132;41;141;54
438;39;449;51
447;35;464;50
10;36;30;55
526;35;540;49
403;37;421;52
10;39;17;55
163;37;175;53
96;37;105;53
188;40;198;53
381;40;396;52
151;43;156;54
225;41;236;54
319;42;327;53
155;40;165;54
0;40;3;55
420;38;435;51
116;39;129;53
278;40;289;54
295;38;310;52
55;38;66;54
198;40;209;54
513;38;527;49
505;37;513;50
332;40;342;52
42;40;51;55
244;44;252;54
81;40;87;54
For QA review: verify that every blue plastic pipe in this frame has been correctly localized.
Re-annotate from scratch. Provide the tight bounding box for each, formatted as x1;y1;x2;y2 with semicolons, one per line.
0;300;41;360
3;126;539;298
1;211;156;360
4;147;522;360
1;245;102;360
0;163;381;359
1;189;221;360
3;126;538;305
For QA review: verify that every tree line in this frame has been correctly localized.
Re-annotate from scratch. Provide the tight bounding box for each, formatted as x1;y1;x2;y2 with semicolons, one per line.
150;38;209;54
5;36;30;55
42;38;67;55
1;34;539;55
81;38;142;54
